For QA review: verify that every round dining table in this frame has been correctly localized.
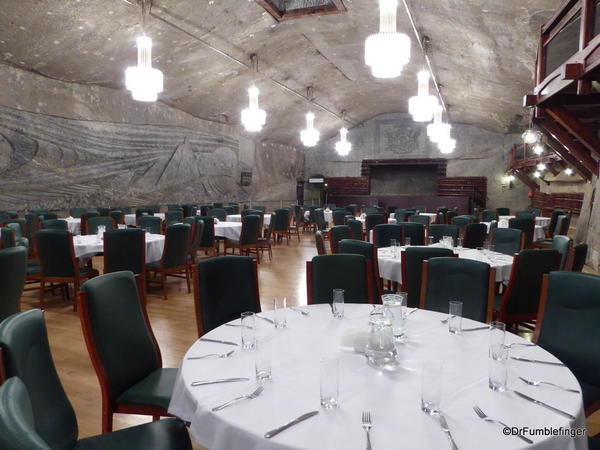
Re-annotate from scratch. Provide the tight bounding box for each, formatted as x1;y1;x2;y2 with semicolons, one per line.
72;233;165;261
124;212;165;226
169;304;586;450
227;214;272;227
499;216;552;228
214;221;243;240
60;217;81;234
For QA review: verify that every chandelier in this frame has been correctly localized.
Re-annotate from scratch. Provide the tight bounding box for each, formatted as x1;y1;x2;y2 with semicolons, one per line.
532;142;545;155
522;128;541;144
300;113;320;147
125;36;164;102
564;167;574;176
335;128;352;156
438;137;456;154
408;70;438;122
365;0;411;78
537;162;546;171
427;105;451;143
241;86;267;132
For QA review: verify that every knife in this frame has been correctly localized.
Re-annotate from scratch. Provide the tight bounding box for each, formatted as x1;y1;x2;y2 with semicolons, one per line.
513;390;575;420
510;356;565;366
438;414;459;450
461;326;489;332
256;314;274;324
199;338;239;346
264;410;319;438
191;378;249;387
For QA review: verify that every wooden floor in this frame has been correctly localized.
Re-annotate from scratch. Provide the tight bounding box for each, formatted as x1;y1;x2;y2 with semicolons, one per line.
18;233;599;446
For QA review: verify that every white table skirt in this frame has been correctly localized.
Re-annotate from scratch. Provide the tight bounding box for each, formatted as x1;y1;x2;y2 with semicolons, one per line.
214;222;243;240
227;214;271;227
483;222;546;241
169;304;586;450
499;216;551;228
377;246;514;284
61;217;81;234
124;213;165;226
72;233;165;262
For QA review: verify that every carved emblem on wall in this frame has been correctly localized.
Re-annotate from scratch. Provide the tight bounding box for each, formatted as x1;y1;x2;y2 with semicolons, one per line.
375;120;422;156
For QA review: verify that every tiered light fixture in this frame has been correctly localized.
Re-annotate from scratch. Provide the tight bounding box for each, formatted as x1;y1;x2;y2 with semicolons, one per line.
427;104;449;143
241;86;267;132
365;0;411;78
522;128;541;145
300;113;320;147
564;167;574;176
438;136;456;154
537;162;546;171
408;70;438;122
532;142;545;155
335;127;352;156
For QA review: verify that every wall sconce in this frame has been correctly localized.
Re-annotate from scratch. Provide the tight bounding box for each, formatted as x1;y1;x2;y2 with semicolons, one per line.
502;174;515;189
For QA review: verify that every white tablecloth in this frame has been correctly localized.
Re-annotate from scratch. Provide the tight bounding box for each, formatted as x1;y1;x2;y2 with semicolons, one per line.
483;222;546;241
420;213;438;224
72;233;165;262
304;210;334;225
377;246;514;283
169;304;586;450
214;222;243;240
499;216;551;228
227;214;271;227
124;213;165;226
61;217;81;234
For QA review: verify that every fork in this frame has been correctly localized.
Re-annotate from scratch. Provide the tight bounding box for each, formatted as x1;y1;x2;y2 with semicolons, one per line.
211;386;264;411
290;307;309;316
518;376;580;393
362;411;372;450
504;342;535;349
187;350;235;360
473;405;533;444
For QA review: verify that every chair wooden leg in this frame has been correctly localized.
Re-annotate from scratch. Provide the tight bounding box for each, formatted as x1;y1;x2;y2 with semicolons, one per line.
39;279;45;310
102;408;113;433
73;280;79;312
185;265;191;293
255;245;261;264
153;415;160;422
161;272;167;300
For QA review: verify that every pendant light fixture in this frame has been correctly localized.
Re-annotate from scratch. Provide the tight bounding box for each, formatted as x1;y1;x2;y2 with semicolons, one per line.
427;104;451;143
522;128;541;145
335;127;352;156
365;0;411;78
564;167;574;176
300;112;320;147
241;86;267;132
438;137;456;154
532;142;545;155
537;162;546;171
408;70;438;122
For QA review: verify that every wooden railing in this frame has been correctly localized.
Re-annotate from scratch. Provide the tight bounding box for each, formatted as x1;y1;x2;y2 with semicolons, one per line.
506;144;561;171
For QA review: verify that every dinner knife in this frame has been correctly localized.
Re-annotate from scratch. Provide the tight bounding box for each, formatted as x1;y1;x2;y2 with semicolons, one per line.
190;378;249;387
461;326;489;332
199;337;239;346
513;390;575;420
264;410;319;438
438;414;459;450
510;356;565;366
256;314;274;324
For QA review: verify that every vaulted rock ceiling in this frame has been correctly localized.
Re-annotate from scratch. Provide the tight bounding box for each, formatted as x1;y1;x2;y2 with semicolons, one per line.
0;0;563;144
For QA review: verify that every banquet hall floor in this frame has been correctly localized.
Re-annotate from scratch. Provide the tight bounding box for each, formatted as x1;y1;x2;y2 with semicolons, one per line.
18;233;600;446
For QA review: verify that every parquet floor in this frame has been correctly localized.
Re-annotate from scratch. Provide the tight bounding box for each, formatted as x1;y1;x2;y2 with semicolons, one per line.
18;233;599;446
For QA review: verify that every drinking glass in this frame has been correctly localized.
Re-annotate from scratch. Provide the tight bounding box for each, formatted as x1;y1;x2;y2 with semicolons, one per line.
273;298;287;329
421;362;442;415
448;301;462;334
320;356;339;409
489;344;508;391
404;237;411;247
382;293;407;340
390;239;397;258
456;237;463;249
255;336;272;381
489;321;506;347
332;289;344;319
241;312;256;349
428;236;435;246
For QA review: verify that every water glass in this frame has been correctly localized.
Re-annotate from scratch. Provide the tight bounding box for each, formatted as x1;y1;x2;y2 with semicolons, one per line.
421;362;442;415
382;293;407;340
241;312;255;349
404;237;411;247
255;336;272;381
448;301;462;334
489;321;506;347
456;237;463;249
489;344;509;391
428;236;435;246
332;289;344;319
320;356;339;409
273;298;287;329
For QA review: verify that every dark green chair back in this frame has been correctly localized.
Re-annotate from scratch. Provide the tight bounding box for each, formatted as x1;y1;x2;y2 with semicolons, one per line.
496;207;510;216
5;223;25;248
306;206;318;223
242;209;263;217
116;206;133;214
339;239;382;300
308;254;371;304
239;215;260;245
387;205;397;214
138;216;162;234
397;222;425;246
372;224;402;248
410;214;431;227
333;210;348;226
324;203;336;210
365;214;385;233
0;227;16;248
402;247;455;307
515;211;535;220
363;207;378;215
428;224;458;245
103;229;145;275
38;212;58;220
210;208;227;221
253;206;267;213
81;272;160;404
491;228;522;255
551;235;572;270
482;209;497;222
451;215;474;229
345;204;358;215
422;257;491;322
445;210;457;224
24;213;36;240
167;204;182;211
97;207;110;217
2;218;25;235
463;223;487;249
212;202;223;209
0;309;78;449
37;230;77;278
329;225;352;253
571;243;588;272
182;204;198;217
109;209;124;225
184;217;204;259
199;205;212;216
528;207;542;216
547;209;565;237
81;212;100;234
315;231;326;255
197;216;216;249
347;219;363;241
554;214;570;236
412;205;426;212
87;217;116;235
144;205;160;213
536;271;600;409
315;208;327;231
135;208;154;218
161;224;191;268
224;206;236;215
194;256;261;335
273;209;289;232
165;210;183;226
0;247;27;321
508;217;535;248
70;208;88;218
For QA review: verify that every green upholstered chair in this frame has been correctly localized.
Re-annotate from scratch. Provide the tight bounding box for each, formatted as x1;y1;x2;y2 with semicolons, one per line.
515;211;535;220
333;209;348;226
253;205;267;213
41;219;68;231
482;209;497;222
307;254;373;304
445;210;457;224
103;229;146;302
315;230;327;255
364;214;385;238
546;209;565;238
223;205;236;215
167;204;182;210
80;212;100;235
79;271;182;433
569;243;588;272
135;208;155;218
495;249;559;328
412;205;426;212
393;209;409;222
97;207;110;217
164;209;183;227
347;219;363;241
387;205;397;214
463;223;487;249
534;272;600;416
70;207;88;218
109;209;124;225
288;207;301;242
0;310;192;449
397;222;425;246
138;215;162;234
508;217;535;248
490;228;523;255
5;222;28;248
451;215;475;231
535;214;570;248
258;218;274;260
420;257;495;323
212;202;224;209
272;208;290;244
36;230;98;309
224;214;261;260
329;225;352;253
314;208;328;232
87;216;116;235
241;209;263;217
305;206;318;232
145;224;191;299
410;214;431;227
0;247;27;321
345;204;358;215
197;215;218;256
363;207;378;215
496;207;510;216
184;217;204;265
428;224;458;245
182;204;198;217
193;256;261;336
145;205;160;213
199;205;212;216
401;247;455;308
0;227;16;248
116;205;133;214
39;212;58;220
372;224;402;248
324;203;336;210
338;239;383;301
528;207;542;216
210;208;227;221
551;235;573;271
